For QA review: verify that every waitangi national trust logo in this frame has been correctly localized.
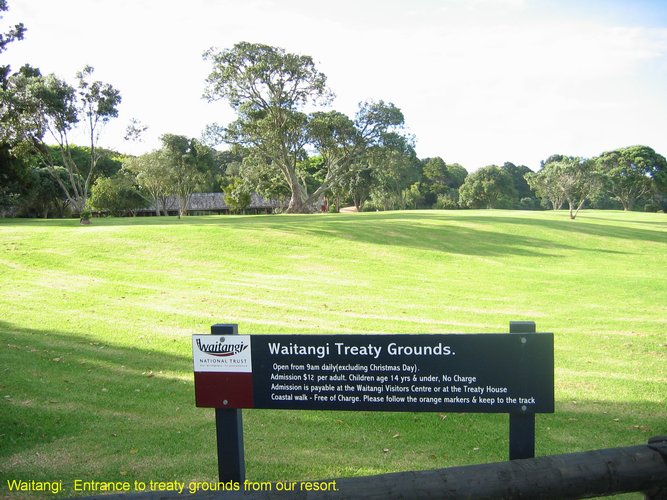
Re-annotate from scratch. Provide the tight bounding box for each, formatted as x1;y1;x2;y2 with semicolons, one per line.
192;335;252;373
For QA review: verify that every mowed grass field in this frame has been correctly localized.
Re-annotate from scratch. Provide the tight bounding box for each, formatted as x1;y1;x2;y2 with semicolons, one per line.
0;210;665;498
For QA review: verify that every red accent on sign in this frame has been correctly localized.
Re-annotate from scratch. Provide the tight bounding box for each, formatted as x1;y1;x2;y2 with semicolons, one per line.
194;372;254;408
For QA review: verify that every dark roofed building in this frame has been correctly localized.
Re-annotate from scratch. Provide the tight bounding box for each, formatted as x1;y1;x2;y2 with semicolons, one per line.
136;192;283;216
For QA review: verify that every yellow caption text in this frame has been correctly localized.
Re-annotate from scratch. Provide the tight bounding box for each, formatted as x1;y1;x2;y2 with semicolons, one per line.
5;479;339;495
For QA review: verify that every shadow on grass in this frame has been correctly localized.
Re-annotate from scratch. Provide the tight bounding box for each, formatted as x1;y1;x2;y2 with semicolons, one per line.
2;212;664;258
444;214;667;246
238;400;666;490
0;320;206;478
227;212;643;257
273;220;583;257
0;213;614;258
582;214;667;226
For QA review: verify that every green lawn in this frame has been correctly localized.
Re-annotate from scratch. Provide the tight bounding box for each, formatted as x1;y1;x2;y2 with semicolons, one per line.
0;210;665;498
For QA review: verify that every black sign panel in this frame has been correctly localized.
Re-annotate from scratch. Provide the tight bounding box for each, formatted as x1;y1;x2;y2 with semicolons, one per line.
193;333;554;414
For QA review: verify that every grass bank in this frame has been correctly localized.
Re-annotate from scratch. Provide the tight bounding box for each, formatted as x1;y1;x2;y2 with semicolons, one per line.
0;210;665;497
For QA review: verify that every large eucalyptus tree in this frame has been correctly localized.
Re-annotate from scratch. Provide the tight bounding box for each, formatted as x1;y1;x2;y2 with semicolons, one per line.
203;42;409;213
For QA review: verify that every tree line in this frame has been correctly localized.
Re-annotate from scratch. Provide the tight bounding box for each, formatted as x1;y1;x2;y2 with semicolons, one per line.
1;2;665;218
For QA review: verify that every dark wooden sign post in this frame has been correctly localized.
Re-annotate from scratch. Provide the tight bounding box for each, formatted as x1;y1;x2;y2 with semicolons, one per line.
508;320;538;460
209;323;245;483
194;322;554;482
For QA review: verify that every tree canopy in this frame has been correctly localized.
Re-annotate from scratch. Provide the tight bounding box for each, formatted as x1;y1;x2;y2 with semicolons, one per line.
203;42;412;213
596;145;667;211
89;170;146;217
0;66;120;213
459;165;515;209
123;151;171;216
159;134;218;217
0;0;26;82
203;42;328;213
526;155;602;219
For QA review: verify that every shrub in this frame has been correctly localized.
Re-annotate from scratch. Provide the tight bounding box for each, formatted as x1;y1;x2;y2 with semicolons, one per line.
89;172;146;216
362;199;382;212
434;193;459;209
519;197;536;210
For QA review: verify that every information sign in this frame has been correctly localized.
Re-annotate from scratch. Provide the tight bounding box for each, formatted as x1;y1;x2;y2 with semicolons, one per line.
193;333;554;414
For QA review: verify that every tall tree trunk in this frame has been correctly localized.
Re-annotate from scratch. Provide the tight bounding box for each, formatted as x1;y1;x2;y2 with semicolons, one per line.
287;190;306;213
285;170;311;213
569;198;587;220
159;196;169;216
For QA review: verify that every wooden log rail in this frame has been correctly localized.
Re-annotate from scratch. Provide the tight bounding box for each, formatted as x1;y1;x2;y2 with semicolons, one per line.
84;437;667;499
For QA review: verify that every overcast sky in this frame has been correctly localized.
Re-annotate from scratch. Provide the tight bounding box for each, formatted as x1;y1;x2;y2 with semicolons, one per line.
3;0;667;171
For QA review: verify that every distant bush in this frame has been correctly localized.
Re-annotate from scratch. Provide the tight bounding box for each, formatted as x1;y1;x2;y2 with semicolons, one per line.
89;172;147;216
519;197;536;210
362;200;382;212
644;202;659;213
434;193;459;209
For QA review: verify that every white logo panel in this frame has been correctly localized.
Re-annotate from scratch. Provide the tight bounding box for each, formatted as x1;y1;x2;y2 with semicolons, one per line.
192;335;252;373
